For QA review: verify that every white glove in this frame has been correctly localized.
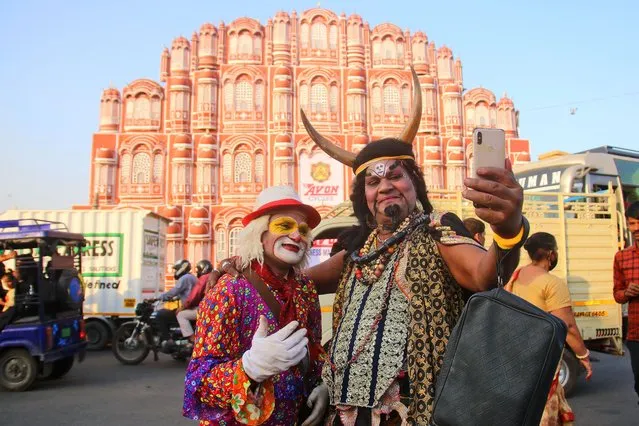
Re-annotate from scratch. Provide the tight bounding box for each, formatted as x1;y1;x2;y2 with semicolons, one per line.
242;315;308;383
301;383;329;426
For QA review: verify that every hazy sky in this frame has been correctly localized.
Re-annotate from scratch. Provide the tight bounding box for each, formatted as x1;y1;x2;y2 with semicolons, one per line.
0;0;635;211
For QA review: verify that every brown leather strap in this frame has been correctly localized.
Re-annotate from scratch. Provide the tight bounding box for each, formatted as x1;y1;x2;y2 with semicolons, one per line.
244;269;281;319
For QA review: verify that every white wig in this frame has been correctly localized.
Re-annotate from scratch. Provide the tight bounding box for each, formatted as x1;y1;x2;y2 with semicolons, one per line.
236;214;313;272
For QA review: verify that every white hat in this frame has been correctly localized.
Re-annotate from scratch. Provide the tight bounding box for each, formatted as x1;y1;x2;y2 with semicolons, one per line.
242;186;321;228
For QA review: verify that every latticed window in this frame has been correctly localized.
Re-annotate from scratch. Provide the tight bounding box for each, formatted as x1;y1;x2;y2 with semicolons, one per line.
274;22;287;42
311;23;327;49
239;32;252;55
383;38;395;60
373;41;380;58
153;154;163;183
224;81;234;110
329;25;338;49
311;84;328;113
401;85;410;115
134;96;151;119
348;24;361;44
215;228;227;262
199;34;215;56
132;152;151;184
229;228;242;256
255;82;264;112
477;104;488;125
397;42;404;59
383;85;400;115
229;35;238;55
223;153;232;182
412;42;426;61
234;152;252;183
330;85;338;113
235;81;253;111
372;86;382;114
255;153;264;183
125;99;134;119
466;107;475;125
254;35;262;56
300;24;309;48
171;47;184;70
299;84;309;109
120;153;131;184
151;98;161;120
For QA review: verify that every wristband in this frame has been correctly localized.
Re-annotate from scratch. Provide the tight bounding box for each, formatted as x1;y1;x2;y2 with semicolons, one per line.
493;217;529;250
575;349;590;360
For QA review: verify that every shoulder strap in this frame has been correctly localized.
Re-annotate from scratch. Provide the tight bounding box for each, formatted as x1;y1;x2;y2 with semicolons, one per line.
244;269;281;319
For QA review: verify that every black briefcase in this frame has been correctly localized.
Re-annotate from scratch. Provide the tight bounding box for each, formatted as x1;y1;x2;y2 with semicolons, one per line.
431;288;568;426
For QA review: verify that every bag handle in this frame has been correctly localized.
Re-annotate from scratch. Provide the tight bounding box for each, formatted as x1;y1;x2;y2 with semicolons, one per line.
244;269;281;319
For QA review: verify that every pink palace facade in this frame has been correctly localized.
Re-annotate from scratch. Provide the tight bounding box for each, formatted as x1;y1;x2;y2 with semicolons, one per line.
84;7;531;271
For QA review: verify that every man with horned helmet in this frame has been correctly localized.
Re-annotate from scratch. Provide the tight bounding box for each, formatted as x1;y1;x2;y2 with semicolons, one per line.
213;68;527;424
183;186;327;426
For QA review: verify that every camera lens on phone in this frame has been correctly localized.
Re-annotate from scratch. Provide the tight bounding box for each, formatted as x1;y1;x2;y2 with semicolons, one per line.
477;132;483;145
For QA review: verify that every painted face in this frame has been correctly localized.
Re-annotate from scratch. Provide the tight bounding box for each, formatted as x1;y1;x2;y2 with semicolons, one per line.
262;210;311;272
364;160;417;227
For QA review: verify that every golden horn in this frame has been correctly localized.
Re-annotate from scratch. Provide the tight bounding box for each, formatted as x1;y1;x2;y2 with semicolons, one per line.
398;67;423;144
300;108;356;167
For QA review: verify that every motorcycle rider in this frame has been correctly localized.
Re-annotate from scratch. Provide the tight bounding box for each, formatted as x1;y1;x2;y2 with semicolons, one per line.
154;259;197;350
176;259;212;347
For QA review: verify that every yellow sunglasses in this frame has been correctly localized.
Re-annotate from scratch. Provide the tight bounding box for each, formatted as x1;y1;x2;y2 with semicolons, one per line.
269;217;311;238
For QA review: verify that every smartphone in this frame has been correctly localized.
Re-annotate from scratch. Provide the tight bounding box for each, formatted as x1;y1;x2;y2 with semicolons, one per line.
471;128;506;178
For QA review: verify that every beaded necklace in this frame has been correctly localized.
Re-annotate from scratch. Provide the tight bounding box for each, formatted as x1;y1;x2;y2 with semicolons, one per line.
351;212;428;285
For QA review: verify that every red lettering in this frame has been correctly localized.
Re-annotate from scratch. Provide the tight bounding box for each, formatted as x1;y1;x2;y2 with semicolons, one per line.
303;184;339;196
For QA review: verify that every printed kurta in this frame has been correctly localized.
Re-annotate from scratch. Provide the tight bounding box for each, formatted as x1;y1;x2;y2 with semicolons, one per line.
183;269;323;425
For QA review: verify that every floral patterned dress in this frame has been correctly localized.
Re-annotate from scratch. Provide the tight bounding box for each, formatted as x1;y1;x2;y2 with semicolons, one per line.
183;265;323;426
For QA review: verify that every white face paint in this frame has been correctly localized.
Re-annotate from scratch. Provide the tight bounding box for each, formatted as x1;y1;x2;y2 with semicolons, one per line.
273;236;307;265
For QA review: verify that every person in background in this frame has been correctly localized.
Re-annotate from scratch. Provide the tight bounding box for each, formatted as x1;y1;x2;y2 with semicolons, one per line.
0;273;17;330
506;232;592;425
463;217;486;247
613;201;639;404
177;259;212;346
153;259;197;350
0;251;17;301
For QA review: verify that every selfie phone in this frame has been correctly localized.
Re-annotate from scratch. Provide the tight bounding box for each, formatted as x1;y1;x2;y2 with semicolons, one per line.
471;128;506;178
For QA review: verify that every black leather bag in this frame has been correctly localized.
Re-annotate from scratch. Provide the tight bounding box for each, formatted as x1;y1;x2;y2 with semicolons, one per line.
431;287;568;426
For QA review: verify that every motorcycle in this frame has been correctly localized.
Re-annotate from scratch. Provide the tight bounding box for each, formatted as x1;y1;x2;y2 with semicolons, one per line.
112;299;193;365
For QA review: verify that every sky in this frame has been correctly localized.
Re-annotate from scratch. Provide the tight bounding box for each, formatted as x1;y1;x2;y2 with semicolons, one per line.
0;0;636;212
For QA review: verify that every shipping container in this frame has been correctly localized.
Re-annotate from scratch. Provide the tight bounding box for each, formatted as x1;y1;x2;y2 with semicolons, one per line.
0;209;168;350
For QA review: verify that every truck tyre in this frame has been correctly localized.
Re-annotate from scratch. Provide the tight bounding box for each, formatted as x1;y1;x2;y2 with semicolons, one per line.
0;349;38;392
47;356;74;380
559;350;579;397
86;320;110;351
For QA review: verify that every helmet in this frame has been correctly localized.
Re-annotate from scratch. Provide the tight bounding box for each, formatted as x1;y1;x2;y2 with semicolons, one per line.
195;259;213;278
172;259;191;280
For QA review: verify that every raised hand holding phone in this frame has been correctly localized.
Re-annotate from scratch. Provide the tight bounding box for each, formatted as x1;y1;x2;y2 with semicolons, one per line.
464;128;524;239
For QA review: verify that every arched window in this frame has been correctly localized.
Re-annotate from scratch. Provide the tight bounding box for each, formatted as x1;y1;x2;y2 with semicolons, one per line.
120;153;131;183
153;154;163;183
235;80;253;112
132;152;151;184
199;33;216;56
224;81;234;110
299;84;309;109
215;227;227;262
125;98;134;119
311;84;328;113
229;34;238;55
171;48;184;70
383;84;400;115
329;25;338;50
229;227;242;256
255;153;264;183
311;23;327;49
151;98;161;120
401;85;410;115
234;152;252;183
477;104;488;126
274;22;288;42
300;24;309;48
255;81;264;112
383;38;396;60
373;41;381;58
134;96;151;120
198;83;216;112
223;153;232;182
330;85;338;113
348;24;361;44
372;85;382;115
253;34;262;57
239;32;252;55
466;107;475;126
397;41;404;59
